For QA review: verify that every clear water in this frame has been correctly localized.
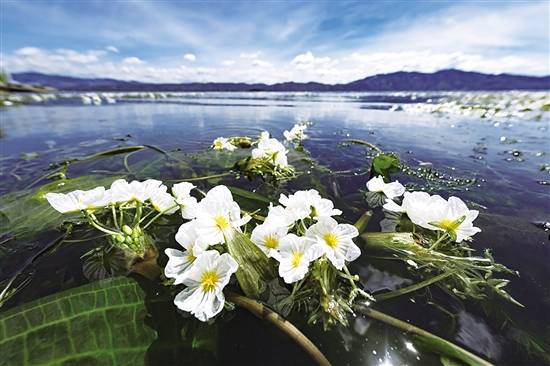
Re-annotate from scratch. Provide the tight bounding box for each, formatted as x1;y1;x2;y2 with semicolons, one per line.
0;92;549;365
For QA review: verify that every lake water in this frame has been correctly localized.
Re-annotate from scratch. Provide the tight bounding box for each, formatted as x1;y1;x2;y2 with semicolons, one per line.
0;92;549;365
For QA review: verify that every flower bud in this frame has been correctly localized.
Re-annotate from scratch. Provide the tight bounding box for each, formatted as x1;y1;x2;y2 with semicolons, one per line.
122;225;133;236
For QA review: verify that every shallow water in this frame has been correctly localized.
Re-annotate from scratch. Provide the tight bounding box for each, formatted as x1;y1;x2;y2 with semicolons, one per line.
0;92;549;366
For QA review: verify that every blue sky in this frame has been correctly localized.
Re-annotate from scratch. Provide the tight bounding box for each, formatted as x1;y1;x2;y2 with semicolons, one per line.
2;0;549;83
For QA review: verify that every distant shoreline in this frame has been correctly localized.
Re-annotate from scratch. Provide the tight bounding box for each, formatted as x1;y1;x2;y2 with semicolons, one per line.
10;69;550;93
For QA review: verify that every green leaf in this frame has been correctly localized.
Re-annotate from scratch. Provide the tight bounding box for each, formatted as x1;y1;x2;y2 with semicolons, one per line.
0;277;156;366
0;175;124;240
370;153;400;181
440;355;468;366
227;186;271;204
364;191;386;208
225;231;276;299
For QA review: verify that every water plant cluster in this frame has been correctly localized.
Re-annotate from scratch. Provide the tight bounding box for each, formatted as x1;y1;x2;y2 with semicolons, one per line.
0;120;539;366
400;91;549;121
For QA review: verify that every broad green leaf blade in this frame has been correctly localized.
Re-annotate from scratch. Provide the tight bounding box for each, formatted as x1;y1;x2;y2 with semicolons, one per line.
0;277;156;366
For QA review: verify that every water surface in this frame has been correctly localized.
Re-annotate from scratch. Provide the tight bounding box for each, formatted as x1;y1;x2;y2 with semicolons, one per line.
1;92;549;366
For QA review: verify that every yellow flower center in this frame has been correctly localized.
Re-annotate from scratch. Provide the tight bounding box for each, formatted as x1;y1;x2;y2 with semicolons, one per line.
264;235;279;249
291;251;303;268
214;215;230;231
323;232;339;249
200;270;219;292
438;219;460;233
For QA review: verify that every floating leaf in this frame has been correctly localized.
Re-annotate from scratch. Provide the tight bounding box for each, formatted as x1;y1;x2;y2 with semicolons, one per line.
0;277;156;366
370;153;400;181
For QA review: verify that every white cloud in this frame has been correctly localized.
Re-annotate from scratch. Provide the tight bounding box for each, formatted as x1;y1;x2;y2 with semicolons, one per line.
183;53;196;61
240;51;261;59
252;59;273;68
11;47;106;66
122;57;145;65
221;60;235;66
291;51;335;70
361;2;548;54
14;47;42;57
105;46;119;53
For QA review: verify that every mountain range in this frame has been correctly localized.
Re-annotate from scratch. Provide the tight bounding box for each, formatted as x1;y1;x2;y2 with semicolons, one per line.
11;69;550;92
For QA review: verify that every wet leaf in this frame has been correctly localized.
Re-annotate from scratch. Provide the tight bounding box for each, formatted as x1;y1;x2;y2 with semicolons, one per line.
225;231;276;299
370;153;400;181
0;277;156;366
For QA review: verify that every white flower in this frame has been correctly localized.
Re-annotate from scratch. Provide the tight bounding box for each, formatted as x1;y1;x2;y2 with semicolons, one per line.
311;196;343;220
259;131;270;141
426;196;481;242
279;189;341;222
194;185;251;245
150;188;178;214
251;138;288;167
212;137;237;151
45;186;110;213
250;223;288;259
173;250;238;321
165;221;209;284
366;176;406;199
109;179;161;203
283;123;308;141
383;192;481;242
172;182;198;219
305;217;360;270
263;203;294;227
276;234;321;284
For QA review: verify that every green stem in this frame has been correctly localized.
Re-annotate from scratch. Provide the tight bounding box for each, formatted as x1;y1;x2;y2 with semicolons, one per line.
429;232;449;250
119;204;125;228
342;265;359;288
227;292;331;366
169;172;233;182
139;210;155;224
291;278;306;298
111;205;120;230
375;271;456;301
133;202;143;226
142;204;179;229
85;212;119;235
355;304;494;366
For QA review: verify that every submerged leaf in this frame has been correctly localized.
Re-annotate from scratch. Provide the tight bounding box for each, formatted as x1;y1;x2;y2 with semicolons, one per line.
0;277;156;365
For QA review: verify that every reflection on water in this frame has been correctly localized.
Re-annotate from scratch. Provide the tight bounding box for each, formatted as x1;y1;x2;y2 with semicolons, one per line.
0;92;549;366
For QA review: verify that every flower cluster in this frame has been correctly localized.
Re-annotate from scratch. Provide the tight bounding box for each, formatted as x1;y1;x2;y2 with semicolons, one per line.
212;137;237;151
384;192;481;243
251;189;355;282
249;189;371;328
366;175;480;244
283;123;308;142
45;179;198;256
164;185;248;321
251;137;289;168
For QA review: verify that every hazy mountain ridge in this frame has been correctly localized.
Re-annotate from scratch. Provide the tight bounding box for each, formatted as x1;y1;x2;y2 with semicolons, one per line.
12;69;550;92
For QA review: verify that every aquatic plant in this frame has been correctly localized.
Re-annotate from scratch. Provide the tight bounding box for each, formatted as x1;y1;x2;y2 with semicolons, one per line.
45;178;184;258
1;120;536;366
284;122;309;142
